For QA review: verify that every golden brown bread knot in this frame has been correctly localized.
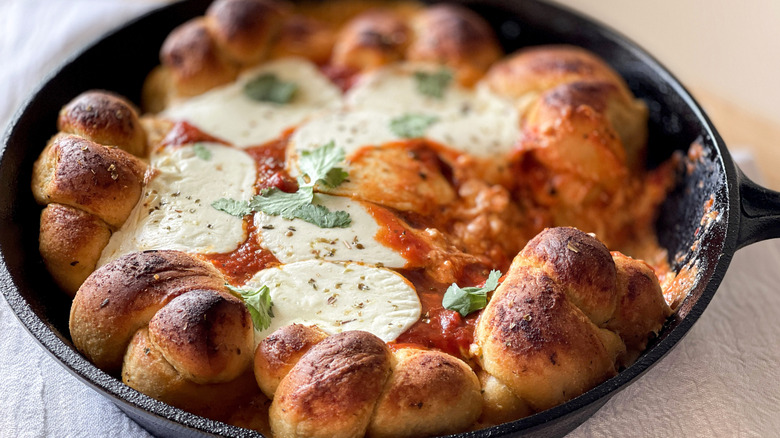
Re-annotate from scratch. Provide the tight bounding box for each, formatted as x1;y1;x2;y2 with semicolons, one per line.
38;204;111;295
160;17;241;98
32;133;145;228
331;9;411;71
253;323;329;397
608;251;673;365
206;0;291;65
70;250;264;423
33;109;148;295
485;45;635;105
474;227;670;416
406;4;502;86
256;327;482;438
487;45;648;171
123;327;267;426
483;46;658;249
329;3;501;85
155;0;290;100
269;15;336;64
70;250;252;374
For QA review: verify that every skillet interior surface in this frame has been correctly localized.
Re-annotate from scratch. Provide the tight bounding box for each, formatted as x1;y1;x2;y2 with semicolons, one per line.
0;0;736;437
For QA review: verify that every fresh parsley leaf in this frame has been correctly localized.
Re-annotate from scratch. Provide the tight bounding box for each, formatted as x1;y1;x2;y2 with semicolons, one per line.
297;141;348;188
414;69;453;99
250;189;351;228
192;143;212;160
291;202;352;228
212;142;353;228
226;284;274;331
250;187;314;218
211;198;252;217
442;270;502;317
389;113;439;138
243;73;298;104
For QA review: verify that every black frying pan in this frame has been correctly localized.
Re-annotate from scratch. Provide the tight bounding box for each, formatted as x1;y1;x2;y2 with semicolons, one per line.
2;1;779;437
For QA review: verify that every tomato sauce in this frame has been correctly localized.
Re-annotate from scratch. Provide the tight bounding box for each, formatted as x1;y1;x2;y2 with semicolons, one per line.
203;220;280;285
244;133;298;193
320;64;360;92
363;204;433;267
200;134;295;284
160;121;229;148
158;120;677;360
390;269;481;357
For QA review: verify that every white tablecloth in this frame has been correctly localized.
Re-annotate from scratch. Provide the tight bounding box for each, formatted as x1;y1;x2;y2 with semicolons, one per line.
1;1;779;437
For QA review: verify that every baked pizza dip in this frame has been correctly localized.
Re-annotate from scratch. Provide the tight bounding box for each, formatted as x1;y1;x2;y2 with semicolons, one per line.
31;0;683;436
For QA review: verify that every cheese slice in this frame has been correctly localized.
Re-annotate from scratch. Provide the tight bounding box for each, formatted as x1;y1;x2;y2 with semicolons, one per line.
162;58;343;148
98;142;256;265
427;84;521;157
254;194;408;268
246;260;421;342
346;62;474;118
289;109;396;158
343;63;520;157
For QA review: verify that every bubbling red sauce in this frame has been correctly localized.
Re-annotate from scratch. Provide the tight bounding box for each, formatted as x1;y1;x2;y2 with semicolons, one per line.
199;132;296;284
160;121;229;148
391;268;489;357
244;132;298;194
202;220;280;285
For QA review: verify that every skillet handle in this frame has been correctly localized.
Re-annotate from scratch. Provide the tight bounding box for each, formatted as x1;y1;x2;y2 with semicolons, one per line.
737;166;780;249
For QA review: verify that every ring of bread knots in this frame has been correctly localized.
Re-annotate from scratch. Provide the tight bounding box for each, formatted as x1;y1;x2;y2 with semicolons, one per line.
35;0;678;435
32;91;147;295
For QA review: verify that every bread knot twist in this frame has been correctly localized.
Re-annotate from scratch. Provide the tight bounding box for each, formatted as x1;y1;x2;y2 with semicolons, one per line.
32;91;147;295
255;327;482;438
474;227;671;421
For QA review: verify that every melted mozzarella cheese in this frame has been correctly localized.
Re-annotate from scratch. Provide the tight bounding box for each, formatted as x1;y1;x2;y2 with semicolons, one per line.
427;83;520;157
286;110;396;178
246;260;421;342
346;63;474;118
163;58;343;148
254;194;407;268
289;110;396;158
98;143;256;265
343;63;521;157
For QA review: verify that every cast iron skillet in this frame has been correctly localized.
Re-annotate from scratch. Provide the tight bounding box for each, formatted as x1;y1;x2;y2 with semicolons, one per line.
2;0;780;437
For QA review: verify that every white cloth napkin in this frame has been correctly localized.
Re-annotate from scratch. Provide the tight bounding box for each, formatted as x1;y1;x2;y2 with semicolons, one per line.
1;1;779;437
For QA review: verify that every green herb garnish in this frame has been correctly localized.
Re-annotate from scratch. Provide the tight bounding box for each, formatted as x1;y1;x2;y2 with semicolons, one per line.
297;141;349;188
226;284;274;331
442;270;502;317
212;141;352;228
211;198;253;217
192;143;212;160
414;68;453;99
243;73;298;104
390;113;439;138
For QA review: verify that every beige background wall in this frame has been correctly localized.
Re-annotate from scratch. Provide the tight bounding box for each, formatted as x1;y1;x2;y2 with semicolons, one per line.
552;0;780;125
551;0;780;188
